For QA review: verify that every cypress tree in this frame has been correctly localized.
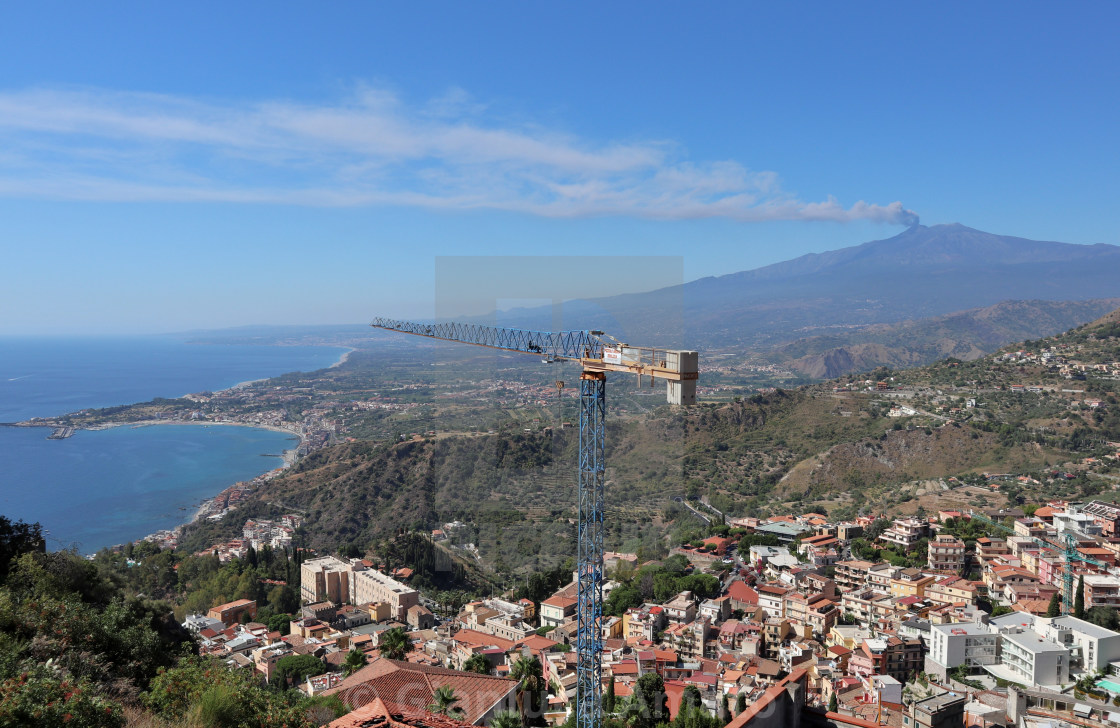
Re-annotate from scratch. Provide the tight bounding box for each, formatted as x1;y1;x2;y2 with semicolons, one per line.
829;693;838;713
1046;592;1061;618
604;678;616;714
1074;574;1085;618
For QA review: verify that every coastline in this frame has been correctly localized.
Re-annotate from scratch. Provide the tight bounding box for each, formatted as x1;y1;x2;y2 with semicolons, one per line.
85;419;304;465
225;345;353;390
6;339;350;555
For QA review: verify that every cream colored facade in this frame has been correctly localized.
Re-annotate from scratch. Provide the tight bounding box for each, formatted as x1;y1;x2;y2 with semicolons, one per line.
350;567;419;621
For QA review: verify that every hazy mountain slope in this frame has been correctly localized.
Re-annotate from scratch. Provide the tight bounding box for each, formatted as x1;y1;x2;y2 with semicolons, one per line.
773;298;1120;378
490;224;1120;351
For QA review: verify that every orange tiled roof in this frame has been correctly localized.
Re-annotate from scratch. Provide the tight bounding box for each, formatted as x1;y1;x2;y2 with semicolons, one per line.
325;658;516;725
327;697;477;728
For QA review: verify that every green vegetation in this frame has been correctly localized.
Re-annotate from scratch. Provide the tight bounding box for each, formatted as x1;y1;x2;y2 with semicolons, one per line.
604;555;720;616
378;627;413;660
0;516;354;728
145;654;346;727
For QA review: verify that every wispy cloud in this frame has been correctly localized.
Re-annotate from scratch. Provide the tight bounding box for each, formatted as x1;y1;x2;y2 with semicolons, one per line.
0;85;919;225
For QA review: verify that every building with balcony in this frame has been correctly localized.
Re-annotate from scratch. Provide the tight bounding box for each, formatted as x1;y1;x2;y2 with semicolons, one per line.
835;560;875;592
975;538;1011;566
925;621;999;680
1083;574;1120;610
879;518;929;550
891;568;936;600
928;535;966;572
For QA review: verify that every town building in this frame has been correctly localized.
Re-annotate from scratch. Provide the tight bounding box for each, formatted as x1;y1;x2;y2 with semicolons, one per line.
879;518;929;550
301;556;354;605
927;535;966;573
350;567;419;621
207;599;258;627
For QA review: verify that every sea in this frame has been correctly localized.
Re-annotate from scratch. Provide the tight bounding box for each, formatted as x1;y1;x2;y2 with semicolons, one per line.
0;336;348;553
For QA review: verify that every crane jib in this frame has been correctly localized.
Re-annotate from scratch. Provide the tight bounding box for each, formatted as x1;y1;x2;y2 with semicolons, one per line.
371;317;604;361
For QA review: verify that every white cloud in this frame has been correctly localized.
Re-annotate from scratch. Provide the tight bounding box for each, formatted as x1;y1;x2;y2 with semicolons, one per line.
0;85;919;225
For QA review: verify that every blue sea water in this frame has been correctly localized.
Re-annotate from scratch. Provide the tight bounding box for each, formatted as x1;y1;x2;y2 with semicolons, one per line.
0;336;347;552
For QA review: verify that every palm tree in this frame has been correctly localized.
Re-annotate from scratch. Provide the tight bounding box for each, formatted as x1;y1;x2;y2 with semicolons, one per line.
429;685;464;718
464;652;491;675
379;627;413;660
490;710;522;728
509;655;544;728
343;647;367;676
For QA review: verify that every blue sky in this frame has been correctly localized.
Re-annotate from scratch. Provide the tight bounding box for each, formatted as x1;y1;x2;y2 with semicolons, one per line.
1;3;1117;334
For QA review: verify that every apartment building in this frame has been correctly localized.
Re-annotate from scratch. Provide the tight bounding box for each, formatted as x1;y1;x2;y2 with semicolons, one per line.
925;576;976;605
975;538;1011;566
925;621;999;680
757;585;789;618
663;591;698;623
300;556;353;605
835;560;875;592
1083;573;1120;610
662;619;708;660
927;535;966;572
1038;615;1120;672
879;518;929;550
1082;500;1120;537
868;563;902;593
783;592;838;636
891;568;936;600
908;692;966;728
350;567;419;621
848;636;923;683
623;604;666;641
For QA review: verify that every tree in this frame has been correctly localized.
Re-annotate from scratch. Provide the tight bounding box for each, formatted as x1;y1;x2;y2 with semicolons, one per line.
604;678;616;714
379;627;413;660
1075;575;1086;619
491;711;523;728
1046;593;1061;618
271;654;326;688
343;648;367;677
828;693;838;712
0;515;45;585
736;691;747;715
680;686;702;712
510;655;544;727
464;653;491;675
429;685;464;718
631;673;668;728
1085;605;1120;630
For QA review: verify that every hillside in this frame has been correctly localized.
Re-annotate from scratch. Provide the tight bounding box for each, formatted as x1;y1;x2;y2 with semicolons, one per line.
173;298;1119;580
771;298;1120;378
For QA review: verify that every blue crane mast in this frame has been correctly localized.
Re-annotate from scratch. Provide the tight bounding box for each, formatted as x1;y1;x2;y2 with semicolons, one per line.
372;318;698;728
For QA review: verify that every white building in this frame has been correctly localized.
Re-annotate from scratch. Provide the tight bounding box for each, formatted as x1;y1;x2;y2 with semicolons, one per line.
926;620;999;679
926;613;1120;688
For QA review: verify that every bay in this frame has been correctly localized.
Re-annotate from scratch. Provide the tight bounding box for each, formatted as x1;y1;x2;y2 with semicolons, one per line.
0;424;297;554
0;336;346;552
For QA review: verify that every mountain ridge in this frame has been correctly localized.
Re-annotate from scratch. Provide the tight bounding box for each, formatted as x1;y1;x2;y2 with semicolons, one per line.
484;224;1120;360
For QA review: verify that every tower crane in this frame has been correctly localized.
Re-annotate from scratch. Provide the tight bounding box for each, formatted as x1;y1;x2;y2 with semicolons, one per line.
968;510;1106;614
372;317;698;727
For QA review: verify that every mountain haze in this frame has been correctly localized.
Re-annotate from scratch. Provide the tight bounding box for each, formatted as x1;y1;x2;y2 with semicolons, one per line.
488;224;1120;372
